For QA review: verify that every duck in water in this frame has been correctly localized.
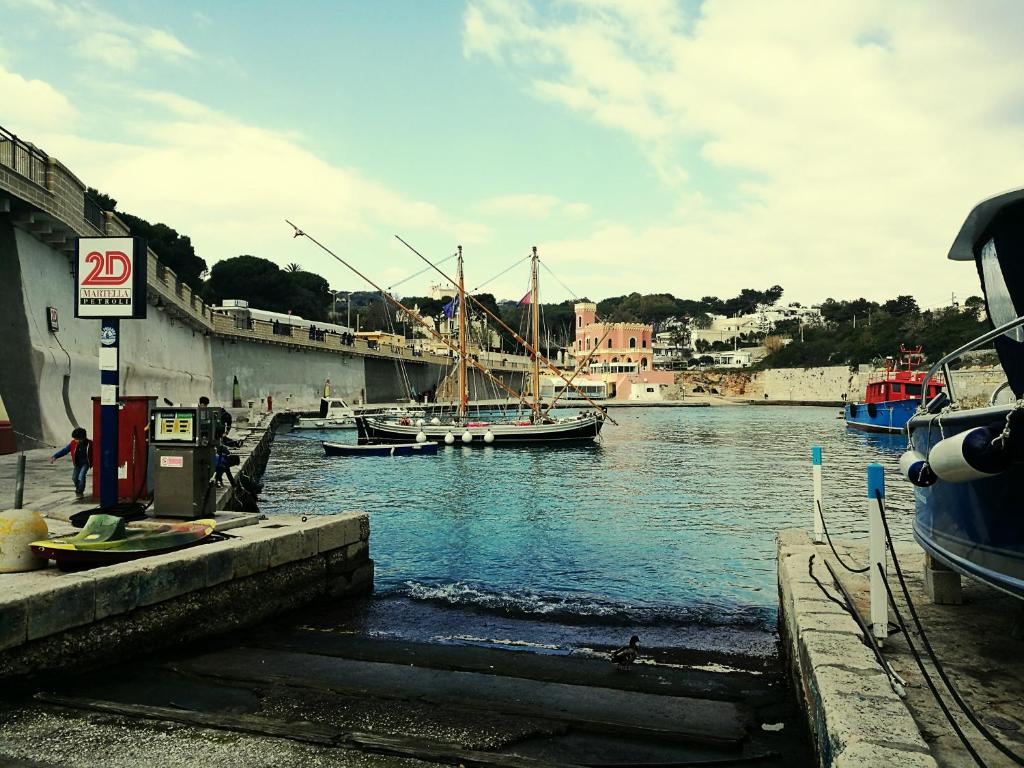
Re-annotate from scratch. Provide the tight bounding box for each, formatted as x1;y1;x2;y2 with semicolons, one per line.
609;635;640;669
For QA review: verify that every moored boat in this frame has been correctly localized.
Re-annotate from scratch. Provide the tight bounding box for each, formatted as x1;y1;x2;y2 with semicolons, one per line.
294;397;357;429
322;440;438;457
355;411;603;445
902;189;1024;598
844;346;944;433
288;222;614;448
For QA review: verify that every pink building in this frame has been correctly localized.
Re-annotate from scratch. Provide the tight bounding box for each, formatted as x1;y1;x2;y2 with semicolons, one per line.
573;302;674;400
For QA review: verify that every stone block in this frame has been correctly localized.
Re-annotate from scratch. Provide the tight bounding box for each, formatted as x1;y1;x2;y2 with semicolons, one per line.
26;575;95;640
832;742;937;768
315;514;365;553
801;628;879;674
923;556;962;605
202;545;236;587
268;528;318;568
778;528;812;548
231;536;271;579
83;562;140;620
137;552;208;607
0;595;27;651
344;540;369;563
795;609;861;636
327;559;374;598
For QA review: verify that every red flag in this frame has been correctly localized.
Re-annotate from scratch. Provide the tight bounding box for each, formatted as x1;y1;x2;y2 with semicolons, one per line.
519;291;531;305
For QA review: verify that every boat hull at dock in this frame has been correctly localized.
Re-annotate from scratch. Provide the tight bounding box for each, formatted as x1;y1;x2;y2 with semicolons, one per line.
909;404;1024;598
844;398;919;433
355;413;604;445
323;441;437;457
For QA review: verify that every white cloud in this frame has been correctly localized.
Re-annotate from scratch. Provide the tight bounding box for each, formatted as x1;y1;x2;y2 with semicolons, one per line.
0;67;78;133
477;193;592;220
463;0;1024;304
14;0;197;69
3;66;489;285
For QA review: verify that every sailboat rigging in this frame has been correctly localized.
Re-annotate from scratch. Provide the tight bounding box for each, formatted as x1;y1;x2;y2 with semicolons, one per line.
287;221;607;446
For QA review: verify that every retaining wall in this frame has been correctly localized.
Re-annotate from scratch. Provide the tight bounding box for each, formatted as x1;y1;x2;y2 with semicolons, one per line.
0;221;213;446
0;512;373;680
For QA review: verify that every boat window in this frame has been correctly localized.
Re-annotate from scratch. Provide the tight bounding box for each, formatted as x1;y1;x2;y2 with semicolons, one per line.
890;384;901;393
982;238;1024;342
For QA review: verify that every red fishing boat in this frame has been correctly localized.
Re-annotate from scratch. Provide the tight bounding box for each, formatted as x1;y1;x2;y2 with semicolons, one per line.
844;345;944;433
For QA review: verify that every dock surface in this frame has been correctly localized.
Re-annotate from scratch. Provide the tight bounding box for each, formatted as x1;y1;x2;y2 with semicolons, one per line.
778;528;1024;767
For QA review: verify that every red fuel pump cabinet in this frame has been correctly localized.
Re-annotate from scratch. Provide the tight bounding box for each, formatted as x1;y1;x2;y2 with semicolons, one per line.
91;395;156;502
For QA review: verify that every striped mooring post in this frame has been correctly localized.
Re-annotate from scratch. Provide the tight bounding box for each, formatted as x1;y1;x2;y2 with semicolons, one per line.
811;446;823;543
868;463;888;646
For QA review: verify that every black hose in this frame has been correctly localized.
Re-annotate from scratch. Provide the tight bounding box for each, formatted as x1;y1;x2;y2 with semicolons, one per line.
817;500;869;573
876;563;986;767
876;491;1024;766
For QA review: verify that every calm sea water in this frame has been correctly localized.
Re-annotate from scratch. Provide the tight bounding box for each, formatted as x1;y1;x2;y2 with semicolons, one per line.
261;406;913;657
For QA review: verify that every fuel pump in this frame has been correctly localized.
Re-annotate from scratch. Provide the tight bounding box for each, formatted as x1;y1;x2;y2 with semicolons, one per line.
149;406;222;519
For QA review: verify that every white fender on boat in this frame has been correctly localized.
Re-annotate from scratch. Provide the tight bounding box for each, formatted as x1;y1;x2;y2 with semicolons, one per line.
444;432;455;445
461;430;473;443
415;431;427;443
416;418;425;427
483;430;495;444
431;417;441;425
898;450;937;487
928;427;1011;483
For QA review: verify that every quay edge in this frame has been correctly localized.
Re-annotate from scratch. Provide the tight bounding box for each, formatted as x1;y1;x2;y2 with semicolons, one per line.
0;511;373;681
777;528;937;768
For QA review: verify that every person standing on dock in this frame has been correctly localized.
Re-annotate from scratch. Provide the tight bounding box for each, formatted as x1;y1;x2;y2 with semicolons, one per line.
49;427;93;500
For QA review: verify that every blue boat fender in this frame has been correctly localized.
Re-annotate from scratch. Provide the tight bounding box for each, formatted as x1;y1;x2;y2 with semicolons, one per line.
928;426;1012;483
899;450;937;487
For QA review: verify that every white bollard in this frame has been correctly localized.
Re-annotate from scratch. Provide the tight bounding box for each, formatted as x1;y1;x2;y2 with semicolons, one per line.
812;446;823;543
868;463;888;646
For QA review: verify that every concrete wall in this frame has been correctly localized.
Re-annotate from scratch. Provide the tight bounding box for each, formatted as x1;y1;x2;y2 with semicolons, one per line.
675;365;1008;406
211;337;367;409
0;222;213;447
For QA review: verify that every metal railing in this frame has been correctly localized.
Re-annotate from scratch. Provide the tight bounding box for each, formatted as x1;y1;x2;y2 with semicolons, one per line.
921;313;1024;406
0;126;48;187
84;195;104;231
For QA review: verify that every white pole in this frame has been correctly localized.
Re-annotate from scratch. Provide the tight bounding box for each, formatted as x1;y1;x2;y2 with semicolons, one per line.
812;446;823;543
868;463;888;646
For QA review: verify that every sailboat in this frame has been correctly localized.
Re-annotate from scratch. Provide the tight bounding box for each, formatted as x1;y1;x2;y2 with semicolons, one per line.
355;246;607;445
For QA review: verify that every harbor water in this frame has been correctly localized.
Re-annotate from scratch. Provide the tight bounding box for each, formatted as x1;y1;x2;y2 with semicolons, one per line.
262;405;915;660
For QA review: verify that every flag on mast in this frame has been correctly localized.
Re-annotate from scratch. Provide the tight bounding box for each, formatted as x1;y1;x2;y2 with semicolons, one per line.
442;294;460;318
518;291;531;306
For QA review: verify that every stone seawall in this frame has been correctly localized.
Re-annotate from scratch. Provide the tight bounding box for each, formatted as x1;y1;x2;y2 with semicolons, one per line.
675;364;1006;406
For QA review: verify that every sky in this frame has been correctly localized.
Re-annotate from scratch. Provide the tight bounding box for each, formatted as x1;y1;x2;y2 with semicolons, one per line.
3;0;1024;308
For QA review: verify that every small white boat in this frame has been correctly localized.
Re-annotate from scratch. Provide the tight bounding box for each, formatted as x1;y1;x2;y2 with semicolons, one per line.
294;398;357;430
381;404;427;420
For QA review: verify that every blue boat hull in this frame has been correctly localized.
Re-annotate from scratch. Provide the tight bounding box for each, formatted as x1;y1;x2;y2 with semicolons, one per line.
909;405;1024;598
844;398;919;433
322;441;438;457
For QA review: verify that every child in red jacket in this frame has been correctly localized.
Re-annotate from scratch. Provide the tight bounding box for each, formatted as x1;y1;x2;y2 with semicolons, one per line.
50;427;93;499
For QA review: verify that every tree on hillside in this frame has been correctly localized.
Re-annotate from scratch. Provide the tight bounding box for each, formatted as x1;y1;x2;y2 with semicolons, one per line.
86;187;207;291
882;295;920;317
285;263;302;273
203;255;332;320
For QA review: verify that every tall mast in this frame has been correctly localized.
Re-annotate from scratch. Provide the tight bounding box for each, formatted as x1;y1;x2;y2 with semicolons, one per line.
531;246;540;416
457;245;467;421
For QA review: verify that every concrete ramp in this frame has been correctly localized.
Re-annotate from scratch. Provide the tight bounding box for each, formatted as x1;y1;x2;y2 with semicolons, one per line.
181;646;746;745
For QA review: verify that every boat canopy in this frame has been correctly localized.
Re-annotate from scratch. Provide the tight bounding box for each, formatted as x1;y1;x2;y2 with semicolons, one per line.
948;188;1024;261
951;192;1024;397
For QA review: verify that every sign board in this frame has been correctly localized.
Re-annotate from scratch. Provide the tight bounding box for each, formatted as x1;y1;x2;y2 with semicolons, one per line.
46;306;59;332
74;237;148;319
